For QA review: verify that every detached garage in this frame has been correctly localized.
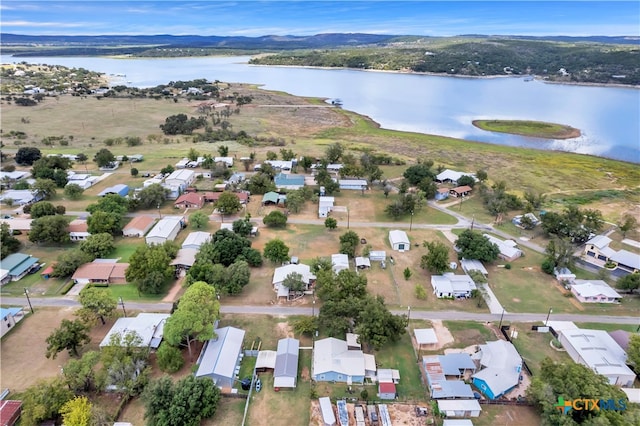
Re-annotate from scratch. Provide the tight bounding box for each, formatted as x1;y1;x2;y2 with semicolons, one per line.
389;230;410;252
274;338;299;388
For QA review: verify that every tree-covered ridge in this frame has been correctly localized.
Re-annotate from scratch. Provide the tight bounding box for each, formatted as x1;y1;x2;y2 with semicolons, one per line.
249;38;640;85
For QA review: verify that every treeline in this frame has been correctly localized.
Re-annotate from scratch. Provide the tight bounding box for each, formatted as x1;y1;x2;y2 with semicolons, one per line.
249;38;640;85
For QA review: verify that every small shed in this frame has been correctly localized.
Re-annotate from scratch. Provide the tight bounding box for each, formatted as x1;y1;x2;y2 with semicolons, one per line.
378;382;397;400
355;257;371;269
319;397;336;426
389;230;410;252
369;251;386;262
437;400;482;418
274;337;299;388
414;328;438;349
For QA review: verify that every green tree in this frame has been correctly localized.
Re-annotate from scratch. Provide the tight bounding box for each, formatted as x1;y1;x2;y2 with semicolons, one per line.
190;211;209;229
79;232;115;259
53;168;69;188
339;230;360;258
136;183;169;209
187;147;200;161
87;193;129;215
247;172;276;195
455;229;500;263
101;330;150;397
403;163;434;185
77;286;117;325
317;269;367;302
617;273;640;293
217;144;229;157
403;267;412;280
87;210;123;235
0;222;21;259
266;150;278;160
232;218;253;236
216;191;242;220
421;241;450;274
355;295;407;350
225;260;251;295
62;351;102;393
164;282;220;360
20;378;73;426
29;215;70;244
476;169;488;182
544;238;575;271
292;316;317;336
618;213;638;238
94;148;115;167
325;142;343;163
457;175;476;188
156;342;184;373
628;334;640;374
263;238;290;263
45;319;91;359
15;146;42;165
285;189;305;213
324;217;337;230
527;358;630;425
143;375;221;426
64;183;84;200
59;396;93;426
52;249;94;277
30;201;57;218
126;244;173;294
283;271;306;293
33;178;57;199
131;167;139;177
263;210;288;228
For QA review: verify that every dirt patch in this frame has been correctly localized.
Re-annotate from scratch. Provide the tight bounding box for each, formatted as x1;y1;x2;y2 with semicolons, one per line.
301;366;310;381
512;298;521;302
0;307;112;392
430;319;454;349
275;321;294;338
309;401;431;426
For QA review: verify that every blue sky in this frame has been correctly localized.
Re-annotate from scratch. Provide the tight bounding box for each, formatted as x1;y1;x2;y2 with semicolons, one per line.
1;1;638;37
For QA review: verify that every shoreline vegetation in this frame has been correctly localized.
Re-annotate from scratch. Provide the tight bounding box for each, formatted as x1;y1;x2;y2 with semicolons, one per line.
472;119;582;140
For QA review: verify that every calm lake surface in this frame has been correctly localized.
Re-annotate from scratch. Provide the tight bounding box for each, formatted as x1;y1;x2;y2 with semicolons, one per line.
3;55;639;163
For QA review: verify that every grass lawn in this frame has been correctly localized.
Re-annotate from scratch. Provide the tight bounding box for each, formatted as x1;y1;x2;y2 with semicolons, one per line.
373;331;426;401
108;283;166;301
574;322;640;333
442;320;496;349
112;238;142;262
507;323;572;376
472;119;580;139
472;404;541;426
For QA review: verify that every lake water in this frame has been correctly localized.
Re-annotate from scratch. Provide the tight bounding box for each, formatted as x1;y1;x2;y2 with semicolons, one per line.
2;55;639;163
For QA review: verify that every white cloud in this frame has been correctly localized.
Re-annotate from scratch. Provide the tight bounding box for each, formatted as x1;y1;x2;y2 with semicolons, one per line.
2;20;90;28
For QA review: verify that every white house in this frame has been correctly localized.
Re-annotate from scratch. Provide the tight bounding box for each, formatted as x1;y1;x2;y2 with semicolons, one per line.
557;328;636;387
181;231;212;250
214;157;234;167
318;196;335;218
312;336;376;384
264;160;293;171
584;235;640;273
175;158;190;169
435;169;475;185
331;253;350;273
431;273;477;299
1;307;23;338
0;190;42;206
145;216;184;245
339;179;368;191
164;169;195;190
389;230;410;252
570;280;622;304
436;400;482;418
482;234;522;262
272;264;316;299
100;313;170;349
195;326;246;389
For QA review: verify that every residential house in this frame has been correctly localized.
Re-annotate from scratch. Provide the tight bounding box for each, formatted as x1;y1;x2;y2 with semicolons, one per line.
377;368;400;385
472;340;522;399
98;184;129;197
182;231;211;250
431;273;477;299
170;248;198;274
274;173;305;190
0;253;39;284
99;160;120;171
262;191;286;206
175;158;190;169
195;326;246;390
1;307;23;337
312;335;376;384
99;313;170;349
274;338;300;388
227;173;245;185
423;355;475;399
570;280;622;303
71;260;128;285
557;328;635;386
272;264;316;300
436;400;482;418
264;160;293;171
435;169;475;185
0;218;32;233
143;176;164;188
145;216;185;245
584;235;640;273
339;179;368;191
68;219;90;241
438;353;477;378
331;253;350;273
66;172;98;190
123;215;155;237
164;169;196;191
214;157;234;167
435;188;450;201
0;190;42;206
0;170;29;189
174;192;204;209
318;196;335;218
389;230;410;252
311;163;343;175
512;213;540;228
460;259;488;277
482;234;523;262
449;186;472;198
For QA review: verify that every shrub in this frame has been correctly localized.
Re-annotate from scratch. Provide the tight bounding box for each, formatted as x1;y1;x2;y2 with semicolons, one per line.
504;263;512;270
156;342;184;373
415;284;427;300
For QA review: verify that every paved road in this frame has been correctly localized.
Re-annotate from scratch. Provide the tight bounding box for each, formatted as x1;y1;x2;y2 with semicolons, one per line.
3;297;638;325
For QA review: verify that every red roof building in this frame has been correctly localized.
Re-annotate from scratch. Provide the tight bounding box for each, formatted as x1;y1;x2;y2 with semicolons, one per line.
174;192;205;209
0;400;22;426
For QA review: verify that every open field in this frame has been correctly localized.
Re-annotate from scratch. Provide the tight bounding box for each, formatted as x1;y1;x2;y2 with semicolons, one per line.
473;404;541;426
506;323;572;376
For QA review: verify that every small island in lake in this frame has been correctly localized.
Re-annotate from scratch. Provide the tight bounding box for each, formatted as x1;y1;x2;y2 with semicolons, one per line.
472;119;581;139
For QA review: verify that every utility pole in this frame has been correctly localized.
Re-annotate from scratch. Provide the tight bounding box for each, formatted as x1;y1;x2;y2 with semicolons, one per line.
24;288;34;314
119;297;127;317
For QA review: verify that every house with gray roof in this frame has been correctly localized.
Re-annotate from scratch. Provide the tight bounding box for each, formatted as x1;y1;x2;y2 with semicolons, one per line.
99;313;170;349
584;235;640;273
0;253;39;284
431;273;477;299
313;336;376;384
339;179;368;191
181;231;211;250
195;326;246;390
331;253;350;272
570;280;622;303
1;307;23;337
435;169;475;185
274;338;299;388
272;264;316;299
482;234;522;262
472;340;522;399
460;259;488;276
145;216;185;245
0;189;42;206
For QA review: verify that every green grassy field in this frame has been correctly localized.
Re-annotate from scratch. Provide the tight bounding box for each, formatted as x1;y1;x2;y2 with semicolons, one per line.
472;119;580;139
507;324;572;376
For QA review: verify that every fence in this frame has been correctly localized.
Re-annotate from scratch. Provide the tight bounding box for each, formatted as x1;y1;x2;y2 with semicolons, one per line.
500;325;534;377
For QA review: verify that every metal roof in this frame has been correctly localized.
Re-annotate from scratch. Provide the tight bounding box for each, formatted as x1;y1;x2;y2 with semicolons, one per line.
0;253;38;277
414;328;438;345
319;397;336;425
389;230;409;245
472;340;522;397
571;280;622;299
195;326;245;380
99;313;169;349
274;338;299;388
181;231;211;249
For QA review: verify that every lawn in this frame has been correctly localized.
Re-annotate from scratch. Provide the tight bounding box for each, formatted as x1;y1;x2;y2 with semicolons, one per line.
441;320;496;349
108;283;166;302
112;238;142;262
507;323;572;376
471;404;541;426
574;322;640;333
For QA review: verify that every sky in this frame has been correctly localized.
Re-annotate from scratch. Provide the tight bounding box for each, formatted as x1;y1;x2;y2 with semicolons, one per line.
1;1;639;37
